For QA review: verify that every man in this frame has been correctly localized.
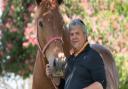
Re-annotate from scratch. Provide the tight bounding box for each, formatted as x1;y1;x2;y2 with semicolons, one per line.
64;19;106;89
46;19;106;89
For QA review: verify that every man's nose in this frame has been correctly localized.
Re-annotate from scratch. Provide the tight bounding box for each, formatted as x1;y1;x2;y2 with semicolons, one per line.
72;33;78;39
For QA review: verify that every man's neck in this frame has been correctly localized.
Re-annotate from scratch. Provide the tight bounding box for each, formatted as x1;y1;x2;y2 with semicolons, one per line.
74;41;89;56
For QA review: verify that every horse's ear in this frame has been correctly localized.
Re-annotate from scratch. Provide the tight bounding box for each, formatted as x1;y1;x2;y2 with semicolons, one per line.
35;0;42;6
51;0;63;6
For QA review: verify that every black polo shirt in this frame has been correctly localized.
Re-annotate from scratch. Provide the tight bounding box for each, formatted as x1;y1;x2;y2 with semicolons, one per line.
64;44;106;89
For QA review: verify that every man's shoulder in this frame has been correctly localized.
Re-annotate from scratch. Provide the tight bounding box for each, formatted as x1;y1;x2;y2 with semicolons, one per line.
86;47;103;62
87;47;100;56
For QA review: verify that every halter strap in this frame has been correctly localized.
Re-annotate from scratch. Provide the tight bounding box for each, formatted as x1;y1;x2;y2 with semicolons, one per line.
37;36;63;57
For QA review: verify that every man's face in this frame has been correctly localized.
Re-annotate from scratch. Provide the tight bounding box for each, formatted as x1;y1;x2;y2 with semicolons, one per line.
69;26;86;51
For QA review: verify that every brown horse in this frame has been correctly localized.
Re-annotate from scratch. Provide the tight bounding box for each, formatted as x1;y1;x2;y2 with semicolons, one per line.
32;0;70;89
32;0;119;89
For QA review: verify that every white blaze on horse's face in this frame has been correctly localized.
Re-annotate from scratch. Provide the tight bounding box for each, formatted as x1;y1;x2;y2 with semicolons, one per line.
45;40;65;66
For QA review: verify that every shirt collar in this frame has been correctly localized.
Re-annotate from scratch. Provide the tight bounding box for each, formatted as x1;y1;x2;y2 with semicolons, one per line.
74;42;89;56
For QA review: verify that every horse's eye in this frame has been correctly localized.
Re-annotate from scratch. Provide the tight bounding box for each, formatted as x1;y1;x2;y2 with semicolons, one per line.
38;20;44;28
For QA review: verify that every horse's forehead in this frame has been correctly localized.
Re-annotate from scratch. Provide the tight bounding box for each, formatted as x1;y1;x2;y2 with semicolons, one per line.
37;7;56;19
35;2;50;16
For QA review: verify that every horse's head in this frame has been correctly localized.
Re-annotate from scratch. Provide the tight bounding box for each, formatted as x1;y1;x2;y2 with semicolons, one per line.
35;0;69;69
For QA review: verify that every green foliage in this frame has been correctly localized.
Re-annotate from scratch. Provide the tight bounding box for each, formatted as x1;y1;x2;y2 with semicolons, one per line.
0;0;36;77
63;0;85;17
115;55;128;89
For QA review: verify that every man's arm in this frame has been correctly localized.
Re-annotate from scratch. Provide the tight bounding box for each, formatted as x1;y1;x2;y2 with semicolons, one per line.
83;81;103;89
85;51;107;89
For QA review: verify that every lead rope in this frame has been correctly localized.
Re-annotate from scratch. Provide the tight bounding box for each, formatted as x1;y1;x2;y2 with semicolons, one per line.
38;45;58;89
50;76;58;89
41;52;58;89
37;27;58;89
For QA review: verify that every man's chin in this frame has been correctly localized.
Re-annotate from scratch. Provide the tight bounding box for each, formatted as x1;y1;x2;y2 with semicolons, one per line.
73;45;80;50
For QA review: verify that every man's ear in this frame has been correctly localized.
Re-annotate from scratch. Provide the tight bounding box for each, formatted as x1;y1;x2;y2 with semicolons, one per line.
35;0;42;6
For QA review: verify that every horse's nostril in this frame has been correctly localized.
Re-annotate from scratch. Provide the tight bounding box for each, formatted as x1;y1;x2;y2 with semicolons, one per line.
39;20;43;27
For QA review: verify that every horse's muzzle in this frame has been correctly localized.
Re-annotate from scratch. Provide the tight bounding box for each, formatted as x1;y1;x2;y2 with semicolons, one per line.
52;55;66;77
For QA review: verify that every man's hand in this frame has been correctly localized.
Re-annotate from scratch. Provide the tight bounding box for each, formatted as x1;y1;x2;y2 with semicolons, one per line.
45;64;61;86
83;82;103;89
45;64;53;78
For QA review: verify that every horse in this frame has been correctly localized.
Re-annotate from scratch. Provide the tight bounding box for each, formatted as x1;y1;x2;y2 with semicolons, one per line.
32;0;70;89
32;0;119;89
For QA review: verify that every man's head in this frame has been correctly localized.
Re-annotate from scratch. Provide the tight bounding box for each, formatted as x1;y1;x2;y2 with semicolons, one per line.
68;19;88;51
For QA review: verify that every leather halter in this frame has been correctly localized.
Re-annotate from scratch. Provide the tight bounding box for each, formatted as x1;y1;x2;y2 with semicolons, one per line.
36;15;63;56
36;4;63;57
37;22;63;89
36;2;63;88
37;33;63;57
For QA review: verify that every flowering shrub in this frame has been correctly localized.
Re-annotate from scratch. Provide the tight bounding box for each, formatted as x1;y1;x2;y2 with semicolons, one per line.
0;0;37;78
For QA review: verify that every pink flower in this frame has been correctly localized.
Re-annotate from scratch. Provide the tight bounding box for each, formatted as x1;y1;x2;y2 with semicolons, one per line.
1;0;8;12
1;3;6;12
23;23;37;47
86;7;94;16
110;2;115;12
10;28;17;32
22;42;30;47
81;0;89;4
0;51;4;57
11;5;15;11
81;0;89;10
5;22;11;28
28;4;35;12
91;17;98;32
92;22;97;32
100;20;109;31
5;18;13;29
9;5;15;16
28;37;37;46
112;21;120;30
7;43;13;50
119;15;125;21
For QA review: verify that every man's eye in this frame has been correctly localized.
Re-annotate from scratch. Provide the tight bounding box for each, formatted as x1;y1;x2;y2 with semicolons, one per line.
76;32;80;35
70;33;74;36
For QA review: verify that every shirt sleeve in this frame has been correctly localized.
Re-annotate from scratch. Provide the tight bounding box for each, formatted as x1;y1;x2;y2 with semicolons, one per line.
86;51;107;89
